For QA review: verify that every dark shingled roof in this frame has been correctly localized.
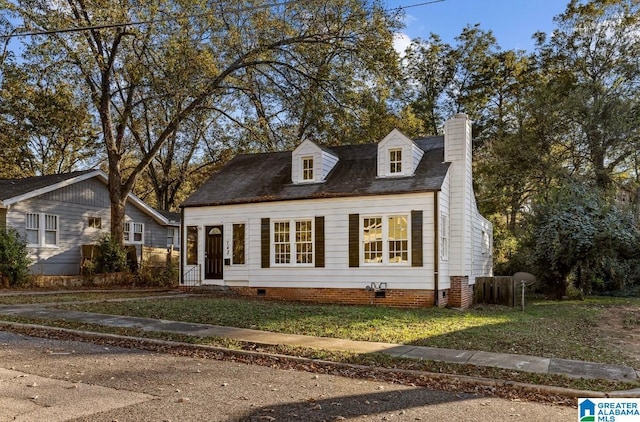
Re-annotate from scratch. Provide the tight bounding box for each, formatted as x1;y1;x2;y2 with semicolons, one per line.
157;209;181;224
0;170;96;201
183;136;449;207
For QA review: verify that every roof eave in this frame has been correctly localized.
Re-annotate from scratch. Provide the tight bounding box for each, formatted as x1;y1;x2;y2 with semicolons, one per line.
1;169;171;226
182;188;443;208
126;192;170;226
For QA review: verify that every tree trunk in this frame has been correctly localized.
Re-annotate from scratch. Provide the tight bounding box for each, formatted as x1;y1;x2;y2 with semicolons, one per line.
554;282;567;300
108;169;126;246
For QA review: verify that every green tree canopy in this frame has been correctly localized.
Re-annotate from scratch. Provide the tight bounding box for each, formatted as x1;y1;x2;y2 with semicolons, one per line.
536;0;640;192
6;0;400;237
528;183;640;298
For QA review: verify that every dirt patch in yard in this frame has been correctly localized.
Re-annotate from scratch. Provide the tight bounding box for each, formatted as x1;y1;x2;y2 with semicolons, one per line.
597;305;640;368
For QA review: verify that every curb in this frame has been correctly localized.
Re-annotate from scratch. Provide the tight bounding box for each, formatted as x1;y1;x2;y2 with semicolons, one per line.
1;320;637;403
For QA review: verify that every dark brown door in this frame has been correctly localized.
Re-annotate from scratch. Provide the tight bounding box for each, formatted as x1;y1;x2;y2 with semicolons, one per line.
205;226;223;279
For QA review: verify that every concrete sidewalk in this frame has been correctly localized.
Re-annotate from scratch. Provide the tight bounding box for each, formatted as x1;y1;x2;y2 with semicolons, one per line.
0;303;638;384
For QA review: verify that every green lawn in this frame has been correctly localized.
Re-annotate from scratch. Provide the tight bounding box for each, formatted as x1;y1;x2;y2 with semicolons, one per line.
57;294;640;367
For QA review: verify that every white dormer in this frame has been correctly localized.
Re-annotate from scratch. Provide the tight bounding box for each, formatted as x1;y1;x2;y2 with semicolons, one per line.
292;139;339;184
377;129;424;178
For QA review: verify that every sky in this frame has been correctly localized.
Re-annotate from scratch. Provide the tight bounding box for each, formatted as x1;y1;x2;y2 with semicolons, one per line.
3;1;571;61
385;0;570;53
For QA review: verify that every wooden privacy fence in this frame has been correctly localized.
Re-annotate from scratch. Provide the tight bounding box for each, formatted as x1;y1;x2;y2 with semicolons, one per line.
474;276;515;307
141;246;179;267
81;244;178;274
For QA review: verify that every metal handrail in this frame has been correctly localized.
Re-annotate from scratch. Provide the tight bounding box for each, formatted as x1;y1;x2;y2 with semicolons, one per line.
181;264;201;287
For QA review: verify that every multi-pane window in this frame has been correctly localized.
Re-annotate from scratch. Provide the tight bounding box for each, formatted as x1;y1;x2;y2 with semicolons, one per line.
167;227;179;248
440;213;449;260
389;148;402;174
302;157;314;181
232;223;246;265
124;222;144;244
25;213;58;247
88;217;102;229
186;226;198;265
25;213;40;245
295;220;313;264
273;219;313;265
44;214;58;246
363;217;383;263
273;221;291;264
362;215;409;265
388;216;408;263
482;230;491;256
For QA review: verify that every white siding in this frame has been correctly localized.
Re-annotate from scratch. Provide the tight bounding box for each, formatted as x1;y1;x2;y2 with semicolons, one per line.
183;192;437;290
471;196;493;281
411;142;425;174
320;150;339;180
444;114;474;278
291;142;316;184
444;114;493;284
437;174;451;290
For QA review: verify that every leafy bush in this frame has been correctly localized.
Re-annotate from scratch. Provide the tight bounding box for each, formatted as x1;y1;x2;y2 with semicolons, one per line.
95;234;128;273
137;261;179;287
528;183;640;298
0;228;32;286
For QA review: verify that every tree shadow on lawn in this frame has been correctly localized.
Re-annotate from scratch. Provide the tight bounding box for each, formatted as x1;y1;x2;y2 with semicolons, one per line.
252;299;629;367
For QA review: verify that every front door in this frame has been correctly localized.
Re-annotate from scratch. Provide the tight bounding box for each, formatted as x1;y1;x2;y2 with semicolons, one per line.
205;226;223;279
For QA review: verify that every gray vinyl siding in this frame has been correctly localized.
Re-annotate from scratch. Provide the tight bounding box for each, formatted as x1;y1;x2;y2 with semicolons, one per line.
39;178;110;207
7;178;168;275
123;203;168;249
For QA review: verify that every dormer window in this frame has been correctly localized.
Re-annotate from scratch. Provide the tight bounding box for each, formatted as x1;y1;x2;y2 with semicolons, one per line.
302;156;314;181
377;129;424;178
292;139;338;184
389;149;402;174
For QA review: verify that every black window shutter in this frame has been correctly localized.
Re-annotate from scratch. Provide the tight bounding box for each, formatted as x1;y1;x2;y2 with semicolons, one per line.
261;218;270;268
348;213;359;267
315;216;325;268
411;210;423;267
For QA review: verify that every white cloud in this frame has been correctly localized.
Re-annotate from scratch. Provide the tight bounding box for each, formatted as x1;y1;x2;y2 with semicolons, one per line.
393;32;412;57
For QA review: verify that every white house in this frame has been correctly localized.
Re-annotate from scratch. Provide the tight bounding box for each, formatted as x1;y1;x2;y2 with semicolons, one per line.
0;169;179;275
180;114;492;308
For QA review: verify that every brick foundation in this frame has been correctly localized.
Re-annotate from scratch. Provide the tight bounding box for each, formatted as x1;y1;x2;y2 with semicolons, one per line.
229;287;436;308
435;288;449;307
449;276;473;309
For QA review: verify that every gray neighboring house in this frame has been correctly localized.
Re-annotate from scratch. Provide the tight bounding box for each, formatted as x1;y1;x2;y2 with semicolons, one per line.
0;169;177;276
158;209;181;251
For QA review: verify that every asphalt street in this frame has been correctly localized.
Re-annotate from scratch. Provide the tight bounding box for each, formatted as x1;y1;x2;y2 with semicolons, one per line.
0;331;576;421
